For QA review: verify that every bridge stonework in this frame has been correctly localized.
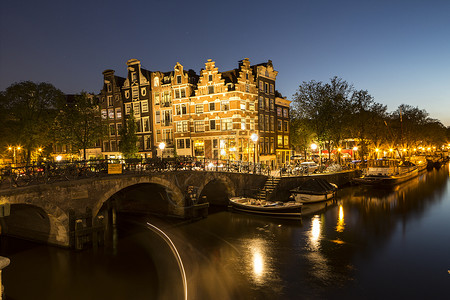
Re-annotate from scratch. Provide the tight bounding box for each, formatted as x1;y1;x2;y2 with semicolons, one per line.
0;171;267;247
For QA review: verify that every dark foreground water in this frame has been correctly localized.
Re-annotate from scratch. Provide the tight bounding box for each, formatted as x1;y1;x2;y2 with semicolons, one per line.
1;165;450;300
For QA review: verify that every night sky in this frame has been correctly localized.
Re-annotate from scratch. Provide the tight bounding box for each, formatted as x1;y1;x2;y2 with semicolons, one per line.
1;0;449;125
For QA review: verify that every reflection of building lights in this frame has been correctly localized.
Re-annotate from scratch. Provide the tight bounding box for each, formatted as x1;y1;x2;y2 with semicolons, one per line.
336;205;345;232
253;251;263;276
310;215;321;247
247;239;266;284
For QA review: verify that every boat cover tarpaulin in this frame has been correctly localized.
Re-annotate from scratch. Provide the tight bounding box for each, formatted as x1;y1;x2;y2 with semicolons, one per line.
291;178;337;195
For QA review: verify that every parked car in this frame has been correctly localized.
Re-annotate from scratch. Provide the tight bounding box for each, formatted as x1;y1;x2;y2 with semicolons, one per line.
300;161;318;173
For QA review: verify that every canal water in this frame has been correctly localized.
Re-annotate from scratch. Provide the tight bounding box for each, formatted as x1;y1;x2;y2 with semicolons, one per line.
1;165;449;300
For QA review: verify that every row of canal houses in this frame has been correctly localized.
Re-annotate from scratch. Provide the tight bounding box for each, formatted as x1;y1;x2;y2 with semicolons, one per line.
99;58;291;168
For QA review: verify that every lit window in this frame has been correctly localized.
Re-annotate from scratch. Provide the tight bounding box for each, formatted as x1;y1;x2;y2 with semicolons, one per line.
125;103;131;115
141;101;148;113
221;101;229;111
196;104;204;114
141;87;146;96
133;102;140;117
194;121;205;132
101;109;107;119
209;102;215;111
143;117;150;132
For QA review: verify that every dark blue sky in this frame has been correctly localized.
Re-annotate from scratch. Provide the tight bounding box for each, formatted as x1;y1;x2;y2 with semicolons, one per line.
1;0;449;125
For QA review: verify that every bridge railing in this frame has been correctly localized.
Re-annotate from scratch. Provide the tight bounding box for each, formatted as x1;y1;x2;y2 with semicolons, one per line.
0;158;269;189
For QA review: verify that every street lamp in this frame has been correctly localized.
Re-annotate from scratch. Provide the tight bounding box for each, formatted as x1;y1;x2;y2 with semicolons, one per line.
8;146;21;164
352;146;358;160
311;143;321;166
159;142;166;158
251;133;258;173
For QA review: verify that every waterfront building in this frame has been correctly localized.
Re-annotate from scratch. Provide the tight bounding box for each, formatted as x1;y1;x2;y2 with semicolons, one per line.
99;58;291;167
99;69;126;159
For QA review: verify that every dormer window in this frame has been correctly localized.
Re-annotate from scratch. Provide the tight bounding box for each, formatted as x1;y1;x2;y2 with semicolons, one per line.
208;75;213;82
246;73;249;80
107;83;112;92
154;76;159;87
208;85;214;94
177;75;182;84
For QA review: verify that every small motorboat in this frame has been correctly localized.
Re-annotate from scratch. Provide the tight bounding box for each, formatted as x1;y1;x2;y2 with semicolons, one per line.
229;197;302;218
290;178;338;203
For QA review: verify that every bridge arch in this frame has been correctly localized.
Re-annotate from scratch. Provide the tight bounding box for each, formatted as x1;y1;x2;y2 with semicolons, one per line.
92;176;186;218
197;173;237;205
0;199;68;246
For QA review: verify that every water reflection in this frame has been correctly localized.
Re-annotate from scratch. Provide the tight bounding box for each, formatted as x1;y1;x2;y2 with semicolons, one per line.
249;240;265;282
309;215;321;250
336;205;345;233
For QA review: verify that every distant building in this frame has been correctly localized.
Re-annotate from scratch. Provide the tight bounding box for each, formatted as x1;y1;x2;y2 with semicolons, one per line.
99;58;290;167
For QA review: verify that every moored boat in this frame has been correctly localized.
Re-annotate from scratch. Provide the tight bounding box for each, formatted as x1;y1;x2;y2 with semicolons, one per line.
289;178;338;203
229;197;302;218
353;158;418;186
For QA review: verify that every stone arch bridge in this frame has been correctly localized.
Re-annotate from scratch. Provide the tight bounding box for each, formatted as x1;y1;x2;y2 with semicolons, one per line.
0;171;267;247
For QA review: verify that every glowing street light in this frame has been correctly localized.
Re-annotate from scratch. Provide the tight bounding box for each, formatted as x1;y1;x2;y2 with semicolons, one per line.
56;155;62;162
352;146;358;160
8;146;22;164
251;133;258;173
159;142;166;158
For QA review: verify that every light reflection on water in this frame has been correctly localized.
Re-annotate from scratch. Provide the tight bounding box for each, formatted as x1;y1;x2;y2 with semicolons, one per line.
336;205;345;233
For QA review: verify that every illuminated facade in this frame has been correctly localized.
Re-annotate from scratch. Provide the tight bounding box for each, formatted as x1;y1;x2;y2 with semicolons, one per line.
99;58;290;167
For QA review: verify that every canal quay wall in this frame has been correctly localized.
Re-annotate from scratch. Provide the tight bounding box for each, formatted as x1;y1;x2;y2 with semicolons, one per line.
269;170;361;201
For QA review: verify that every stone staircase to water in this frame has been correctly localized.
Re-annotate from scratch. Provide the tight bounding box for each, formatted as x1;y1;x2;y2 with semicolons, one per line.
255;177;281;201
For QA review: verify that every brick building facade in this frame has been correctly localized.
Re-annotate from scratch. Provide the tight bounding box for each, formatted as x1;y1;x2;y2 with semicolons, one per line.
99;58;291;167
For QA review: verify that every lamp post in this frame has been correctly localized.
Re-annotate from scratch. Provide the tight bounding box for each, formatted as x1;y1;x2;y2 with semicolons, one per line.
352;146;358;160
159;142;166;158
8;146;21;165
311;143;320;166
251;133;258;174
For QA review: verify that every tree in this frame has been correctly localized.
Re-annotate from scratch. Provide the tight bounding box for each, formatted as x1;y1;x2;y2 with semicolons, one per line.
291;77;353;162
119;115;139;159
53;92;106;160
289;112;315;159
349;90;387;160
2;81;64;164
